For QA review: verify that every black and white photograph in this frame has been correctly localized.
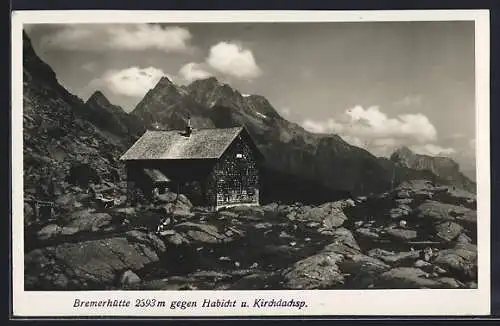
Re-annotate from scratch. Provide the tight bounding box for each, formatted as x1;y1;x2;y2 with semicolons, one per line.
11;10;490;317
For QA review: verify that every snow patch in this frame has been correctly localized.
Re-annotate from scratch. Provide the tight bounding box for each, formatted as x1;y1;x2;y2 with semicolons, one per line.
255;111;268;119
242;94;252;97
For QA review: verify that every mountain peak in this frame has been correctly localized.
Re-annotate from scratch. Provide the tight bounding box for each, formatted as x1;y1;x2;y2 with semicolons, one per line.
393;146;415;156
156;76;175;87
187;76;221;90
87;90;111;106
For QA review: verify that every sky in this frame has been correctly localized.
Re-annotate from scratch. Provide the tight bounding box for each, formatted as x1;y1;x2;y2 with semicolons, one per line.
24;21;477;178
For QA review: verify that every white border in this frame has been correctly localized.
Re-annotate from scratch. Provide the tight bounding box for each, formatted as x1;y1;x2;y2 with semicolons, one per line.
11;10;491;317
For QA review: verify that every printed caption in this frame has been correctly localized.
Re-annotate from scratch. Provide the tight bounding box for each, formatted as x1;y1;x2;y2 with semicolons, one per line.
73;297;308;310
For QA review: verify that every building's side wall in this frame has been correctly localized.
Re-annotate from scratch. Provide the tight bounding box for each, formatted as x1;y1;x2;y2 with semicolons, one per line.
211;135;260;209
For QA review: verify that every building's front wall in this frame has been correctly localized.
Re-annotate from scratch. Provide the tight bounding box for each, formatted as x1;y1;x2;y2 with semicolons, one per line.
210;134;260;209
125;159;214;204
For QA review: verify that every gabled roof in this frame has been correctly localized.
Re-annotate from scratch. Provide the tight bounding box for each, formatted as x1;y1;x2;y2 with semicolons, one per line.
120;126;254;160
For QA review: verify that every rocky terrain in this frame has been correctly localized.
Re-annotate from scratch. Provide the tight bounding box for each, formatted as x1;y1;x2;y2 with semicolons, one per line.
22;30;478;291
25;180;477;290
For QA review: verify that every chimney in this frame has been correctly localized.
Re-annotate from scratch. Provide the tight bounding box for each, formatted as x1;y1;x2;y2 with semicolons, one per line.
184;114;192;137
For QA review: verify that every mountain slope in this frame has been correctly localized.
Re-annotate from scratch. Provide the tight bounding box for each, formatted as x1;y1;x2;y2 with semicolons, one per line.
85;91;145;140
23;31;128;201
390;146;476;193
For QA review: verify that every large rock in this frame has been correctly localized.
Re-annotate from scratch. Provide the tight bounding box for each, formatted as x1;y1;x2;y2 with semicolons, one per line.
385;228;418;241
119;270;141;286
295;201;349;228
282;228;361;290
64;209;113;232
415;200;476;224
355;227;380;240
388;205;412;220
25;231;166;290
432;187;476;209
434;221;464;242
374;267;442;289
328;227;360;251
282;250;345;289
174;222;234;244
125;230;166;253
368;248;420;266
432;243;477;281
339;254;390;288
36;224;62;240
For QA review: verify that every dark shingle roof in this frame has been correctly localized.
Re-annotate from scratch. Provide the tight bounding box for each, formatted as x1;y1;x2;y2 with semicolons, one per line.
120;126;244;160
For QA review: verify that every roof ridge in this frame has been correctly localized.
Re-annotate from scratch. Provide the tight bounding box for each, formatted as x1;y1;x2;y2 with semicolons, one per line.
146;125;243;132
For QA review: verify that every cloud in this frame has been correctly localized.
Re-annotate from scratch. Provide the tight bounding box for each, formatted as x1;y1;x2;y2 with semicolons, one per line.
301;105;453;157
394;94;423;107
81;62;97;72
302;118;344;134
303;105;437;142
278;107;291;118
410;144;456;156
39;24;192;53
206;41;262;80
89;66;167;97
178;62;213;83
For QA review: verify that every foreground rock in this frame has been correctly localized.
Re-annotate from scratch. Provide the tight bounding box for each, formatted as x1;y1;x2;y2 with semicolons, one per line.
25;231;165;290
374;267;462;289
432;243;477;282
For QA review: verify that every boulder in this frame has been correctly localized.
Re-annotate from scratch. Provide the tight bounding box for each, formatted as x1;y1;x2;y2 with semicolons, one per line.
374;267;442;289
434;221;464;242
339;254;390;288
437;277;464;289
295;201;348;228
385;228;418;241
388;205;412;219
24;235;164;290
64;209;113;232
282;251;345;289
282;228;363;290
36;224;62;241
328;227;360;251
432;243;477;281
432;187;477;209
355;227;380;240
174;222;233;244
261;202;279;213
228;205;265;217
218;210;239;219
415;200;476;224
125;230;166;253
368;248;420;266
119;270;141;286
456;233;473;244
228;272;280;290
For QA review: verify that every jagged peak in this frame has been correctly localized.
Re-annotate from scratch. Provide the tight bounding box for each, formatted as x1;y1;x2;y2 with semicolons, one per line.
393;146;414;156
187;76;221;90
155;76;176;87
86;90;111;106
